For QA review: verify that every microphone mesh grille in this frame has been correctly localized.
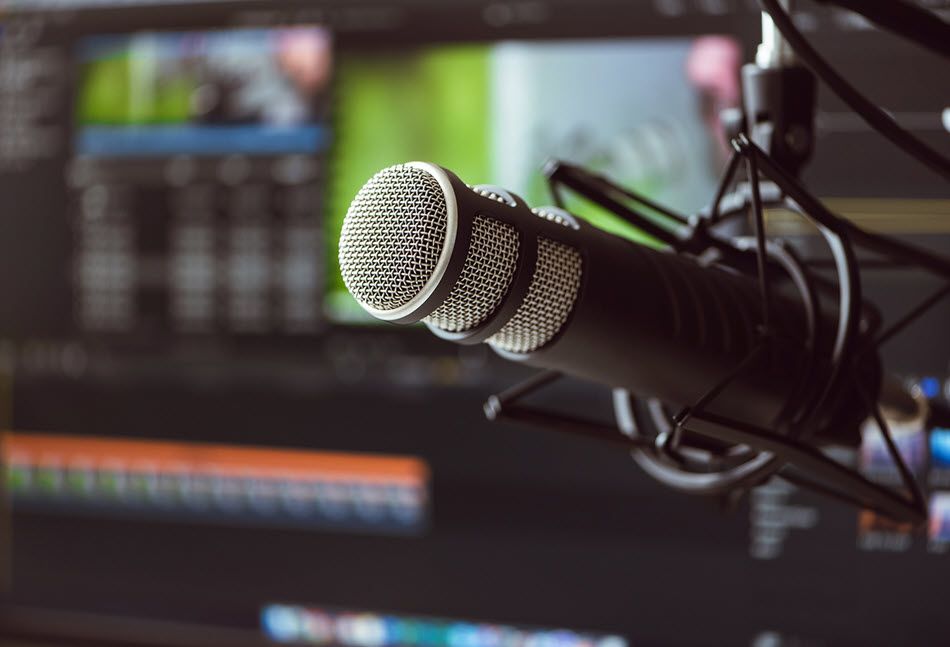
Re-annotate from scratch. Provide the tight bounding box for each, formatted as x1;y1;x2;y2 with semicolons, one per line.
424;215;519;333
488;237;582;354
338;164;448;312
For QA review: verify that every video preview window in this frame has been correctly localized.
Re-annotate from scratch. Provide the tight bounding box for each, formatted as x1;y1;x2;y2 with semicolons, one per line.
75;26;332;156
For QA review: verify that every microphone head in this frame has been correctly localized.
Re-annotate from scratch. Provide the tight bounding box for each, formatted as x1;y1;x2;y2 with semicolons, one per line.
339;162;524;333
339;162;582;353
338;162;459;321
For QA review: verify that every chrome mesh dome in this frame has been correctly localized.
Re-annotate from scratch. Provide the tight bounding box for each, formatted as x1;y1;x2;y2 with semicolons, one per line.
339;163;582;350
488;237;582;353
424;215;520;332
339;164;449;313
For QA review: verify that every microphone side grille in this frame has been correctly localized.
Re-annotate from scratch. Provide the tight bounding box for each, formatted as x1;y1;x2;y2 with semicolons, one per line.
488;237;582;354
423;215;520;333
339;164;449;313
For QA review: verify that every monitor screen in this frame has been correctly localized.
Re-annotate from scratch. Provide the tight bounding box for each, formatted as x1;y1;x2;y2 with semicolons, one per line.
0;1;948;646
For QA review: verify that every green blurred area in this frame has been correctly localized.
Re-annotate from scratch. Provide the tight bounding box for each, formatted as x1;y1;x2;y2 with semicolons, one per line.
325;46;492;323
544;182;669;251
323;45;675;323
77;47;194;125
521;144;669;251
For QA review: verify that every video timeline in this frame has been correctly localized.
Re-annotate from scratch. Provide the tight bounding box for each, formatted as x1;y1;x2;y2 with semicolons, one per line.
3;433;429;535
261;604;628;647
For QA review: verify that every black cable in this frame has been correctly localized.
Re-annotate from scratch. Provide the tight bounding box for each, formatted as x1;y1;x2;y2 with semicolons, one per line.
815;0;950;59
758;0;950;183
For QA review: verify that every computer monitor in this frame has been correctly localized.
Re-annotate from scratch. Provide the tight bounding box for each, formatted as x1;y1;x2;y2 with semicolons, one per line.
0;1;948;645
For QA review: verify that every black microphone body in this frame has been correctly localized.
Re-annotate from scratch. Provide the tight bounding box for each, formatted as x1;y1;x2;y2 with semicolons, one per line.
339;163;880;442
496;214;809;429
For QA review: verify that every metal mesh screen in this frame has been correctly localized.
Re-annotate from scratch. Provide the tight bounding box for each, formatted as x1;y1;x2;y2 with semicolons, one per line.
424;216;520;333
339;164;448;313
488;237;582;354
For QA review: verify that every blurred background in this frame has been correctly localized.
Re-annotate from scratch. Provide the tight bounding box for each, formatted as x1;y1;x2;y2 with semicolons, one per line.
0;0;948;645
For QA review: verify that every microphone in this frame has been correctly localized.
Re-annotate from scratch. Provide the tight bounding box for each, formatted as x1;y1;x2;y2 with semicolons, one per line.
338;162;880;438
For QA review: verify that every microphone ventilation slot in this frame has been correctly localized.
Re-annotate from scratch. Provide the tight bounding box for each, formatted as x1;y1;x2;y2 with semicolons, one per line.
488;237;582;354
424;215;520;333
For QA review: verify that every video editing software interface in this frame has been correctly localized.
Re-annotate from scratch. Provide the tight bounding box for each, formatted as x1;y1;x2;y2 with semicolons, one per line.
0;0;948;644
